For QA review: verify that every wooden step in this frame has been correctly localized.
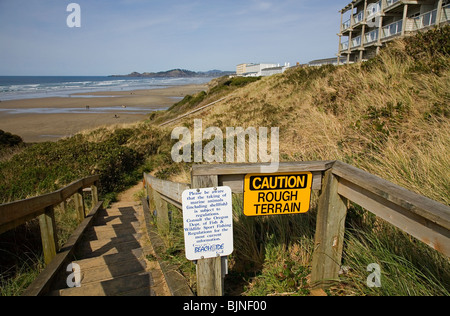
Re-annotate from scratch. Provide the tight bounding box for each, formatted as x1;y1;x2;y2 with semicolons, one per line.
73;247;152;270
78;240;143;259
76;258;149;285
55;272;155;296
83;225;139;240
101;207;137;216
97;210;138;218
94;217;140;227
81;233;142;249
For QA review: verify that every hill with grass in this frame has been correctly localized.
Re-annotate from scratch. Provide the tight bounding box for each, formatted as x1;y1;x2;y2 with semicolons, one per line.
1;26;449;296
110;69;234;78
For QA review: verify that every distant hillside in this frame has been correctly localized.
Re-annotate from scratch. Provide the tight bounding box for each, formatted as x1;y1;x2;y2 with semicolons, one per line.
110;68;234;78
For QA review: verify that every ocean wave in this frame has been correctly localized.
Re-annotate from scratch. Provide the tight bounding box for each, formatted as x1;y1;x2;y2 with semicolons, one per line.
0;76;211;101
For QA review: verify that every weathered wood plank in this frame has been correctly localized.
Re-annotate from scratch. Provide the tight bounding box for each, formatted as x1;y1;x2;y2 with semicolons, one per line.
218;171;323;193
74;189;86;223
144;173;190;205
332;161;450;231
192;174;225;297
153;190;169;235
311;169;348;289
23;201;104;296
0;175;99;233
196;256;223;296
192;161;334;176
338;178;450;257
91;182;99;206
39;206;58;265
0;192;60;228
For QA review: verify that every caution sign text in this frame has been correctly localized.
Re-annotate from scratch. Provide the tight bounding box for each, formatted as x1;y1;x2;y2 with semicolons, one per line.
244;172;313;217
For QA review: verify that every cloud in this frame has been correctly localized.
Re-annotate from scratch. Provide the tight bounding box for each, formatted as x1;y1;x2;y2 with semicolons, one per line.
254;1;273;11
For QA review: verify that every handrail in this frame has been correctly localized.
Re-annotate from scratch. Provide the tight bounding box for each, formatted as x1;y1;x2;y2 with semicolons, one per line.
22;200;104;296
0;175;100;265
382;19;403;38
144;160;450;293
144;173;190;209
0;175;99;235
146;161;450;255
412;9;437;31
332;161;450;254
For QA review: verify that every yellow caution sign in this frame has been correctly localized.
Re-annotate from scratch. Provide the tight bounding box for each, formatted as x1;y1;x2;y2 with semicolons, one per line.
243;172;312;217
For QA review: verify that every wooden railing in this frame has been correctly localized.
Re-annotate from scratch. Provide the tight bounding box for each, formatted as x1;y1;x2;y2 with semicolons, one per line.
0;175;100;265
144;160;450;295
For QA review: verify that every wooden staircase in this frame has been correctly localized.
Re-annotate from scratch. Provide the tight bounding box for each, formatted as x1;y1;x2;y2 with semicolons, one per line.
52;204;159;296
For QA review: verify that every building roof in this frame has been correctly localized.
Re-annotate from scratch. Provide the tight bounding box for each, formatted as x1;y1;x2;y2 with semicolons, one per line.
262;66;284;71
309;57;347;65
340;0;364;13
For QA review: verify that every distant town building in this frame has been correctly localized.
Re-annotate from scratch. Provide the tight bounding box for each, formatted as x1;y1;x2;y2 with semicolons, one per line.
338;0;450;64
236;63;248;75
309;57;348;67
236;63;291;77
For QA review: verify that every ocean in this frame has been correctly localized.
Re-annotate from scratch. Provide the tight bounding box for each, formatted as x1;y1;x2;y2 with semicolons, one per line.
0;76;212;101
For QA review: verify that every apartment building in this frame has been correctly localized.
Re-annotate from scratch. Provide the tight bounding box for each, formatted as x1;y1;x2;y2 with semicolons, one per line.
338;0;450;64
236;63;248;76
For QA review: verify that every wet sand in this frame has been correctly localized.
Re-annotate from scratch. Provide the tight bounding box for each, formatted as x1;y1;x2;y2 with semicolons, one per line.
0;84;206;143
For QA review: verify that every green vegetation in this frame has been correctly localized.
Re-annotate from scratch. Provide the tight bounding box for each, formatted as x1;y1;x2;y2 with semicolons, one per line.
0;130;23;149
0;126;164;203
0;130;25;161
1;27;449;296
151;76;262;125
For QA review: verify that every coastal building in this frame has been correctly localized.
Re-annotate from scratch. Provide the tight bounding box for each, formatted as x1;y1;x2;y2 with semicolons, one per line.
261;64;289;76
338;0;450;64
246;63;278;76
236;63;290;77
309;57;348;67
236;63;248;75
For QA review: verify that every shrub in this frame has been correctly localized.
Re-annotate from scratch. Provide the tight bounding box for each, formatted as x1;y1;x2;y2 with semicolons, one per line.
0;130;23;148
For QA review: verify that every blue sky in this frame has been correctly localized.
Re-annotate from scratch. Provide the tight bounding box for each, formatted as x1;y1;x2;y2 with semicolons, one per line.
0;0;350;75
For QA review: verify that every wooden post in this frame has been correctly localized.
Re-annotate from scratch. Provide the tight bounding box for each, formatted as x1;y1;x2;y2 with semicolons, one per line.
147;183;156;216
311;169;348;289
91;181;99;206
153;189;170;235
39;206;58;265
192;174;224;296
74;189;86;222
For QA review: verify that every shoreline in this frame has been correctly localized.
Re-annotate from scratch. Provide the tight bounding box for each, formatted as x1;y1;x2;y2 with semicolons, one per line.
0;84;207;143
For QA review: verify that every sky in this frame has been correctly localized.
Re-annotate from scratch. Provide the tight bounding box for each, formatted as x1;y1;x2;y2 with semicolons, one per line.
0;0;351;76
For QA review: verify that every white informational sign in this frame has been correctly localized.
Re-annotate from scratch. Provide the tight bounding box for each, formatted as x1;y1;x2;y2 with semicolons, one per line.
182;186;233;261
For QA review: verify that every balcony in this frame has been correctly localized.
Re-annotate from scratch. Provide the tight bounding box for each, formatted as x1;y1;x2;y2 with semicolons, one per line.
364;29;379;45
353;11;365;25
382;20;402;39
342;10;365;32
351;35;362;49
412;9;437;31
342;18;351;31
341;40;349;51
385;0;400;9
443;4;450;23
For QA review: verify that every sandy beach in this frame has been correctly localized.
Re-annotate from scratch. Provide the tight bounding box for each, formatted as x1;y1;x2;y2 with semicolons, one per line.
0;84;206;143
